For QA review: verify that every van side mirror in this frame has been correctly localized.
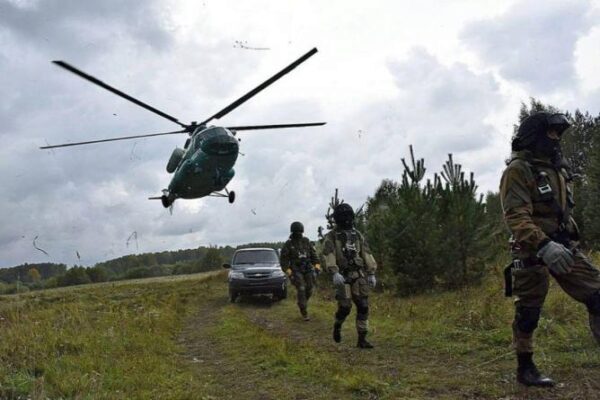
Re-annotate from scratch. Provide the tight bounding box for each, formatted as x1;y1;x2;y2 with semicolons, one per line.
222;263;231;269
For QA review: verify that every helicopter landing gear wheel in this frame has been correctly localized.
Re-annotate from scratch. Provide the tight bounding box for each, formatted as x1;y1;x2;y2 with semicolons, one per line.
228;190;236;204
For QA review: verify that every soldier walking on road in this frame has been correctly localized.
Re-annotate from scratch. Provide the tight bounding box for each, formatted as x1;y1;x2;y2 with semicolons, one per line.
280;221;320;321
322;203;378;348
501;112;600;387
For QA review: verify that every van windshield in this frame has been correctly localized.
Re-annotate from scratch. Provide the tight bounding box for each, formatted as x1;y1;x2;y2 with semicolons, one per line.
233;250;278;265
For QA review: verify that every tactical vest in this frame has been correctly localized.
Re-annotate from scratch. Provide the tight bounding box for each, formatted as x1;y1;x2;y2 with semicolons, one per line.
334;229;366;275
285;238;313;272
508;154;578;245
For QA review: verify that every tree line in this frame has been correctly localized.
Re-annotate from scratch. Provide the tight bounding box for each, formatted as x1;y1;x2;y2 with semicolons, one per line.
0;245;234;294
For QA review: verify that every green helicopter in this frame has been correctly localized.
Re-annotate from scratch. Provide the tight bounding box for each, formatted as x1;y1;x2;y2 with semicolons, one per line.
41;48;325;208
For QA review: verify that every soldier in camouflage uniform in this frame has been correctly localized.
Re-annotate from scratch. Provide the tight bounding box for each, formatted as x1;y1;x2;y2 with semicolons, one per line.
323;203;378;348
280;221;320;321
501;112;600;387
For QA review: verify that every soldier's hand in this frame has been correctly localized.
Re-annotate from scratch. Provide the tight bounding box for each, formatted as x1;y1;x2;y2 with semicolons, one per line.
537;240;575;275
332;272;345;286
367;274;376;288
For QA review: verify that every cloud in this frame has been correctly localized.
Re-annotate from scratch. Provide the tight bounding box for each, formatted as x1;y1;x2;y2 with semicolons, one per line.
325;47;505;190
0;0;173;58
461;0;595;93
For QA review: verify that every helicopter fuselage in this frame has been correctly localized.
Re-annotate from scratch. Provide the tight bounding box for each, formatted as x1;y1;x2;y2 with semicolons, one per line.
168;126;239;200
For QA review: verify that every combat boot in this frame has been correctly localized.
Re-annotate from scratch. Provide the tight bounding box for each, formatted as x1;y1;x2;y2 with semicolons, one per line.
516;352;554;387
300;307;310;321
357;331;373;349
333;322;342;343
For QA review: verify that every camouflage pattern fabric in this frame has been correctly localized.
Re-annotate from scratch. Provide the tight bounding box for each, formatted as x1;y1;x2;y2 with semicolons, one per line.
501;150;600;352
322;228;377;334
281;236;319;312
291;271;315;311
280;236;319;272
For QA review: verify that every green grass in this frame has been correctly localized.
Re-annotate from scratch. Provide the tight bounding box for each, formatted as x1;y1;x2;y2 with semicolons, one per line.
1;261;600;399
0;271;223;399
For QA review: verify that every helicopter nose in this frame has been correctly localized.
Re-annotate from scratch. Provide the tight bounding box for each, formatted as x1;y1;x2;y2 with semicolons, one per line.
201;135;239;155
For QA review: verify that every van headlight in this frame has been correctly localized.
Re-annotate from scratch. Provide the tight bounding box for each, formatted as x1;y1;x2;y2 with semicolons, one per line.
229;271;244;280
271;270;285;277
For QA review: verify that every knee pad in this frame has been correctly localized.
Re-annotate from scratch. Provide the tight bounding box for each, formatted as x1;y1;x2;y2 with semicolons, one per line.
336;305;351;320
586;291;600;316
356;298;369;320
515;306;541;334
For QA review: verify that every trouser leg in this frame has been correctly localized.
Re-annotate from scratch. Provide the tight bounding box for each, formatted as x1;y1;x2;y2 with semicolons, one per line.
553;250;600;344
304;272;314;302
293;273;307;315
512;265;549;353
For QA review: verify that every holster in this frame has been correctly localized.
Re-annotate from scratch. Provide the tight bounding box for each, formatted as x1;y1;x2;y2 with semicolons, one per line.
504;257;540;297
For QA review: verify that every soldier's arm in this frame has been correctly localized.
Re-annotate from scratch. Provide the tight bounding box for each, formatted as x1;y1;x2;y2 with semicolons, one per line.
359;233;377;274
279;242;291;271
500;165;549;252
322;234;339;274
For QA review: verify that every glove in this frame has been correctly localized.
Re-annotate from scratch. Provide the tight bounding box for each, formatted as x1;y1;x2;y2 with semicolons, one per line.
332;272;345;286
537;240;575;275
286;268;292;277
367;274;376;288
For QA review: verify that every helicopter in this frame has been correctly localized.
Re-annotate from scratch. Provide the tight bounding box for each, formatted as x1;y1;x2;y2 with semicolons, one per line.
41;48;326;208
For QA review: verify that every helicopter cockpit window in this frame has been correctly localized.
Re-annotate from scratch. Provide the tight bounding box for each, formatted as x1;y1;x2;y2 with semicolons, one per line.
194;136;203;150
184;138;191;149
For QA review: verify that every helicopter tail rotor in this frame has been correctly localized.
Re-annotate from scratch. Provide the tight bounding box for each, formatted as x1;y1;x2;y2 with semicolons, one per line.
148;189;174;208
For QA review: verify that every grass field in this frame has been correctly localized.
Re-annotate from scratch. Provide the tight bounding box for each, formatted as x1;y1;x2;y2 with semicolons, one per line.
1;263;599;399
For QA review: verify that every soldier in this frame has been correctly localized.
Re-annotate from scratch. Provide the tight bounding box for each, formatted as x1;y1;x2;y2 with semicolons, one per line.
280;221;320;321
501;112;600;387
322;203;377;348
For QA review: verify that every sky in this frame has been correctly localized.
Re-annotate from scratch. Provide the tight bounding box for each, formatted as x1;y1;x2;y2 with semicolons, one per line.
1;0;600;267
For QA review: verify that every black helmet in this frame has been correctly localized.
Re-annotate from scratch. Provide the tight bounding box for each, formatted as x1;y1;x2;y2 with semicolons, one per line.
333;203;354;229
512;112;570;151
290;221;304;233
547;113;570;135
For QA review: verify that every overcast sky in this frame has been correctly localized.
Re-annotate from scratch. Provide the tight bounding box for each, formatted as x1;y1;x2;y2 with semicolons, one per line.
1;0;600;268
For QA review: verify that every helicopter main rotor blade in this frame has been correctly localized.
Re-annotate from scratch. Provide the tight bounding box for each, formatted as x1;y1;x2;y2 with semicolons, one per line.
52;61;188;128
40;129;188;149
227;122;326;131
200;48;319;125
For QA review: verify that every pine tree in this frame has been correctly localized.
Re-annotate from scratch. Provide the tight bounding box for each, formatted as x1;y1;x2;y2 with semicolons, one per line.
583;133;600;249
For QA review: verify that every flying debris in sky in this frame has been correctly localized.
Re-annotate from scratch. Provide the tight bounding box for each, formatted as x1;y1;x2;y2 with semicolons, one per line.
126;231;139;250
76;250;81;261
233;40;270;51
33;235;49;256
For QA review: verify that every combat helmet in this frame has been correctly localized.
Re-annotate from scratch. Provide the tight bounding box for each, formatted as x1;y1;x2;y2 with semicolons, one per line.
512;112;571;151
333;203;354;229
290;221;304;233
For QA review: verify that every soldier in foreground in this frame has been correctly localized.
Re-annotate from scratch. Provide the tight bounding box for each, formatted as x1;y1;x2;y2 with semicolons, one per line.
323;203;377;348
280;221;320;321
501;112;600;387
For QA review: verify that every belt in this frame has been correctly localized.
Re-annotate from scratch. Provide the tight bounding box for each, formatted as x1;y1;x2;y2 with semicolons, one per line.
513;257;541;269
